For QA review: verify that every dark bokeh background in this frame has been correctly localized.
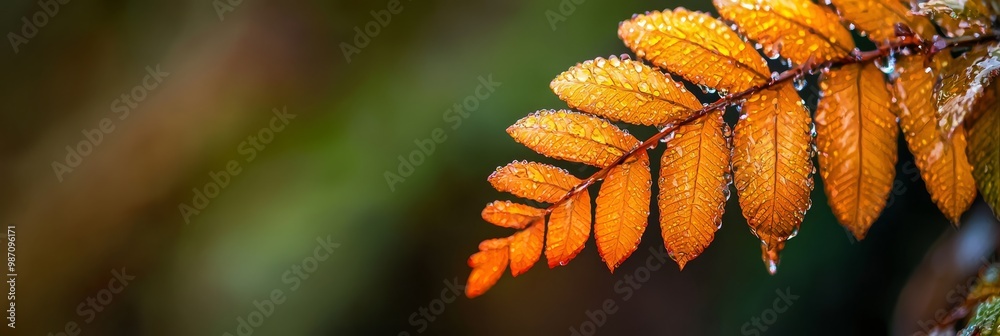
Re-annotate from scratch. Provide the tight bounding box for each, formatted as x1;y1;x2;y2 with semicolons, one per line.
1;0;998;335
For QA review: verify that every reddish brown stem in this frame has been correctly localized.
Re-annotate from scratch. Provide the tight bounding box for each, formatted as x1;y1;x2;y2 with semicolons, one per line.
524;32;998;220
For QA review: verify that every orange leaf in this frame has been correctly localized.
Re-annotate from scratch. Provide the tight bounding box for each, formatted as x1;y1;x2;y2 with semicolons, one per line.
658;111;732;269
481;201;546;229
714;0;856;63
815;63;899;239
936;42;1000;138
895;56;977;224
488;161;581;204
594;151;652;271
968;84;1000;219
732;83;814;272
828;0;937;43
466;238;510;298
507;110;640;167
547;191;592;268
509;218;545;276
618;8;770;92
550;56;702;126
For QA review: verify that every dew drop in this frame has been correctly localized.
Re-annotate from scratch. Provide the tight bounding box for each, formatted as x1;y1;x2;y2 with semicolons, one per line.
793;76;807;91
766;258;778;275
875;53;896;74
660;130;677;143
761;245;781;275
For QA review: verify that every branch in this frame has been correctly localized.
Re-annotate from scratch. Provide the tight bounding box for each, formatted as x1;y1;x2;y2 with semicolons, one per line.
518;31;999;225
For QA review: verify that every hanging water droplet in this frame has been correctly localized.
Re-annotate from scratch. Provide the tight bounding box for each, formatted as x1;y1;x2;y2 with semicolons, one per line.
875;53;896;74
658;123;674;133
766;258;778;275
793;76;807;91
761;242;781;275
696;84;710;94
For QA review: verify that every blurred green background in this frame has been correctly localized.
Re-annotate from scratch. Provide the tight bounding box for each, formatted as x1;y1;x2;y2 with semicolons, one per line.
1;0;998;335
